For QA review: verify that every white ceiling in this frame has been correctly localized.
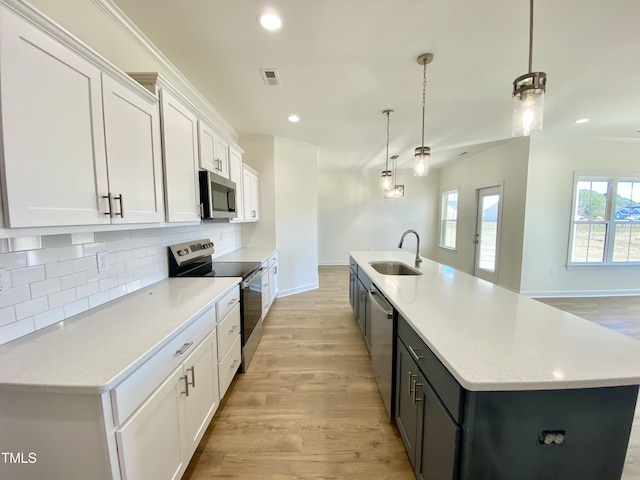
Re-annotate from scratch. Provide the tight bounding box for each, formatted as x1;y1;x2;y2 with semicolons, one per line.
112;0;640;171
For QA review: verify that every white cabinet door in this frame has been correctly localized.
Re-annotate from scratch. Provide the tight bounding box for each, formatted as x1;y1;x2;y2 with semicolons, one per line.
242;167;259;222
0;7;109;227
102;74;165;224
228;147;244;222
116;365;188;480
183;330;219;455
213;135;229;179
197;120;216;173
159;89;200;222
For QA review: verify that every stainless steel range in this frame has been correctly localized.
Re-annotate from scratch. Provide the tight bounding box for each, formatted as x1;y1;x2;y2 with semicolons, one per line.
168;240;263;371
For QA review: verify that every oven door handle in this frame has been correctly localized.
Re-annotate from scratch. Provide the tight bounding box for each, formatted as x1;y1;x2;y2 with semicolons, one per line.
241;267;263;288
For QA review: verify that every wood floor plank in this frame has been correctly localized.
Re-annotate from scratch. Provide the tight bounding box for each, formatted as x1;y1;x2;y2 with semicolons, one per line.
183;266;414;480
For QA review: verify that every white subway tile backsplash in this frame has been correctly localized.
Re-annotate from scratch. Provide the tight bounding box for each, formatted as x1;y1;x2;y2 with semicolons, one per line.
45;260;75;279
0;317;35;345
61;272;87;290
27;248;58;266
15;297;49;320
0;306;16;327
34;307;64;330
57;245;84;261
71;232;95;245
9;236;43;252
76;282;100;299
73;256;97;272
42;234;72;248
0;223;241;344
63;298;89;319
48;289;77;309
31;278;62;298
0;252;28;270
12;266;45;286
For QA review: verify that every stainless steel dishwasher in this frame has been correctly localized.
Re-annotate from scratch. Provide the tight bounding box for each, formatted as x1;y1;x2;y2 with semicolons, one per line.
369;285;394;418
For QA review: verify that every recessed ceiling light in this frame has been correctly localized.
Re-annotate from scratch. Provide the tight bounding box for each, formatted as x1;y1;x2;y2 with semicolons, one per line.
574;118;590;124
288;114;300;123
259;12;282;31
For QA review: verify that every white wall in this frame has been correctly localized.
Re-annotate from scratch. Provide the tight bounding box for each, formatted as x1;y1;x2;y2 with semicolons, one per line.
436;138;529;292
241;136;319;296
520;137;640;296
318;168;439;264
0;223;241;344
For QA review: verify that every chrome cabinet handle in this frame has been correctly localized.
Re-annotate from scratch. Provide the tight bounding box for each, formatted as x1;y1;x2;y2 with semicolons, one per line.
408;345;424;361
414;382;422;403
187;366;195;388
114;194;124;217
180;375;190;397
229;325;238;334
408;371;416;395
176;342;194;355
227;298;238;305
102;195;113;217
230;359;238;370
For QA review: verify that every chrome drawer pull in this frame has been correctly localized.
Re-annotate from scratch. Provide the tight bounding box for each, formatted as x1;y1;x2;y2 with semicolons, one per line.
230;359;238;370
227;298;238;305
229;325;238;334
408;371;415;395
176;342;194;355
187;366;195;388
408;345;424;361
414;382;422;403
180;375;189;397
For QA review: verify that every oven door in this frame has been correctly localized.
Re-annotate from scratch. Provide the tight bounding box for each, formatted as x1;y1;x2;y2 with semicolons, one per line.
240;267;263;371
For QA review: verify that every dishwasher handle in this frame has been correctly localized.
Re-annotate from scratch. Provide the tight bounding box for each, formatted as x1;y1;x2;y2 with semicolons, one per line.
369;288;393;319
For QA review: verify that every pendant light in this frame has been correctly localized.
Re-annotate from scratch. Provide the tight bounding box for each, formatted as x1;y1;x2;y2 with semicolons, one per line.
414;53;433;177
385;155;405;199
512;0;547;136
381;109;393;191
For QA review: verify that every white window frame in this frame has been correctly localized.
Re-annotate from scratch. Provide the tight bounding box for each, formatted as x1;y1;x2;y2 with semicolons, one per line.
568;173;640;267
440;189;459;251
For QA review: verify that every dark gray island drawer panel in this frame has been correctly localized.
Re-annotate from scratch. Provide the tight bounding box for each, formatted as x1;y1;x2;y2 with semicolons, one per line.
398;314;463;423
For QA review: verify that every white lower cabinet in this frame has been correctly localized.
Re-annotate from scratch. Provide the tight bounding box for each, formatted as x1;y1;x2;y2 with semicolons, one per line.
116;329;219;480
216;289;241;398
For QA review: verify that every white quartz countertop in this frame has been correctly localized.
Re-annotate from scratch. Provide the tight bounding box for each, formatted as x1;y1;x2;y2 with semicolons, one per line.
216;246;278;263
350;250;640;392
0;277;239;394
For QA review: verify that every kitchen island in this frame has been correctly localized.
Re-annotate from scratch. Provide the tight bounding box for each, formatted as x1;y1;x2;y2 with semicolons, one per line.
350;250;640;480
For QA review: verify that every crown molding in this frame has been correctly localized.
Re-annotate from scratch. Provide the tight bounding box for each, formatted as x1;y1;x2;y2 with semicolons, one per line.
91;0;238;141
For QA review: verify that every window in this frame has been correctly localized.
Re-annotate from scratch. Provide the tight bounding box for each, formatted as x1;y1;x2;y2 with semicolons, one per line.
569;176;640;265
440;190;458;250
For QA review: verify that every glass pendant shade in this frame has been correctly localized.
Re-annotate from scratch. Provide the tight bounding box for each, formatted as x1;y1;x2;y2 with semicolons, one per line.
512;72;546;136
381;170;392;190
414;146;430;176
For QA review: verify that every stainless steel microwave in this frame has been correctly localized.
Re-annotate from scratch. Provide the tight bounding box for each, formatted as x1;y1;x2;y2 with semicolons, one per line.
199;171;237;219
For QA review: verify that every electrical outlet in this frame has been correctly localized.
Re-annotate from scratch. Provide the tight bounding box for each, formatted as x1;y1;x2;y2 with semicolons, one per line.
550;267;557;277
97;252;109;273
0;268;6;297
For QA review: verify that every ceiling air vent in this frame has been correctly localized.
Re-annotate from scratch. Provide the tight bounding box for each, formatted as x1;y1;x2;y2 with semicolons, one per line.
260;68;281;86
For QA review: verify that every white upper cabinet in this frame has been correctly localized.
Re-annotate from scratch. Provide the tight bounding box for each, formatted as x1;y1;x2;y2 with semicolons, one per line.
198;120;229;179
101;74;165;224
242;165;259;222
158;88;201;222
229;146;245;223
0;5;109;227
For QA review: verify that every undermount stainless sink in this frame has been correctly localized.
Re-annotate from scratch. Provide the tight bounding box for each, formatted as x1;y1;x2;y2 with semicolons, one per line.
369;261;423;276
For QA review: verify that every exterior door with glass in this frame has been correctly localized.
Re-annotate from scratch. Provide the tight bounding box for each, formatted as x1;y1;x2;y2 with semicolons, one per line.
474;186;502;284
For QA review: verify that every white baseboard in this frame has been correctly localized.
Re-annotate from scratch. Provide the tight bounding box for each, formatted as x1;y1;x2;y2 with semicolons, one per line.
523;289;640;298
277;283;319;298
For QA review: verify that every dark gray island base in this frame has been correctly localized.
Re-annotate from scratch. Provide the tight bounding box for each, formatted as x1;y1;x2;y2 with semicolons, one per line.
349;254;640;480
398;314;638;480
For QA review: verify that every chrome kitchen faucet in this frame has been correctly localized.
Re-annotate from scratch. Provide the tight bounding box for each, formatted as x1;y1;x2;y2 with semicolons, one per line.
398;229;422;268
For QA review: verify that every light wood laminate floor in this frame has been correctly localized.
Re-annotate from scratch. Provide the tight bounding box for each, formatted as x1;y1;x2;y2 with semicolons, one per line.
182;267;640;479
183;266;414;480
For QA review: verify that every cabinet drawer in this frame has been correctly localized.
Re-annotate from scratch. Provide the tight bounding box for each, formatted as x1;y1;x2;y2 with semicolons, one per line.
217;302;240;360
349;256;357;274
216;285;240;322
398;315;464;423
269;253;278;267
111;306;216;425
218;335;241;399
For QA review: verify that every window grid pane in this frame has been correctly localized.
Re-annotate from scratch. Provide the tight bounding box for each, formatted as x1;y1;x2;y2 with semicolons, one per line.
440;191;458;249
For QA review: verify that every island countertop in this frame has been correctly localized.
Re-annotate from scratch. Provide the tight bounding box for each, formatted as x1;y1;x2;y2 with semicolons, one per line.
0;277;240;394
350;250;640;392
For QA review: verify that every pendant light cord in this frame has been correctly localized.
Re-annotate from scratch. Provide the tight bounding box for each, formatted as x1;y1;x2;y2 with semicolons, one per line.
385;111;390;173
421;61;427;149
528;0;534;73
